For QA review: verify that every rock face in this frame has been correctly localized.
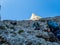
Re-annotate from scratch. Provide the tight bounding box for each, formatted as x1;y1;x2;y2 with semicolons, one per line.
0;16;60;45
30;13;41;20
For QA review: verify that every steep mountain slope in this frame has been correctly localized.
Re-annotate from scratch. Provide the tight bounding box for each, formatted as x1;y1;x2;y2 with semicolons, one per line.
0;16;60;45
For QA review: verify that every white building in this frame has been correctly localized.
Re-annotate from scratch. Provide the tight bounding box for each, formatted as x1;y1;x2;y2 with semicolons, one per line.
30;13;41;20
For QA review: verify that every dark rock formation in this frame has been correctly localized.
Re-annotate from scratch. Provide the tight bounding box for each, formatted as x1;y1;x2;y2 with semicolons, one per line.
0;16;60;45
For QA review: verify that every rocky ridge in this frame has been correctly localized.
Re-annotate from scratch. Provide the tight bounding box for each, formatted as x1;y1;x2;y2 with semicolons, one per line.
0;16;60;45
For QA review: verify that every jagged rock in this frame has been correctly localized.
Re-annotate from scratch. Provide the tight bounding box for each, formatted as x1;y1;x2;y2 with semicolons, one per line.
39;38;47;45
35;30;43;38
47;41;53;45
10;21;17;25
0;16;60;45
0;22;7;30
53;42;60;45
0;36;10;45
42;31;50;39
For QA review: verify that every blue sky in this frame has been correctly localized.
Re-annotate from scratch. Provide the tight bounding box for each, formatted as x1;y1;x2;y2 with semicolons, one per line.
1;0;60;20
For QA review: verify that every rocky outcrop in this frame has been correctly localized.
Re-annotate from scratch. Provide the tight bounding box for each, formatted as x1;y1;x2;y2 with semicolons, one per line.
0;16;60;45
